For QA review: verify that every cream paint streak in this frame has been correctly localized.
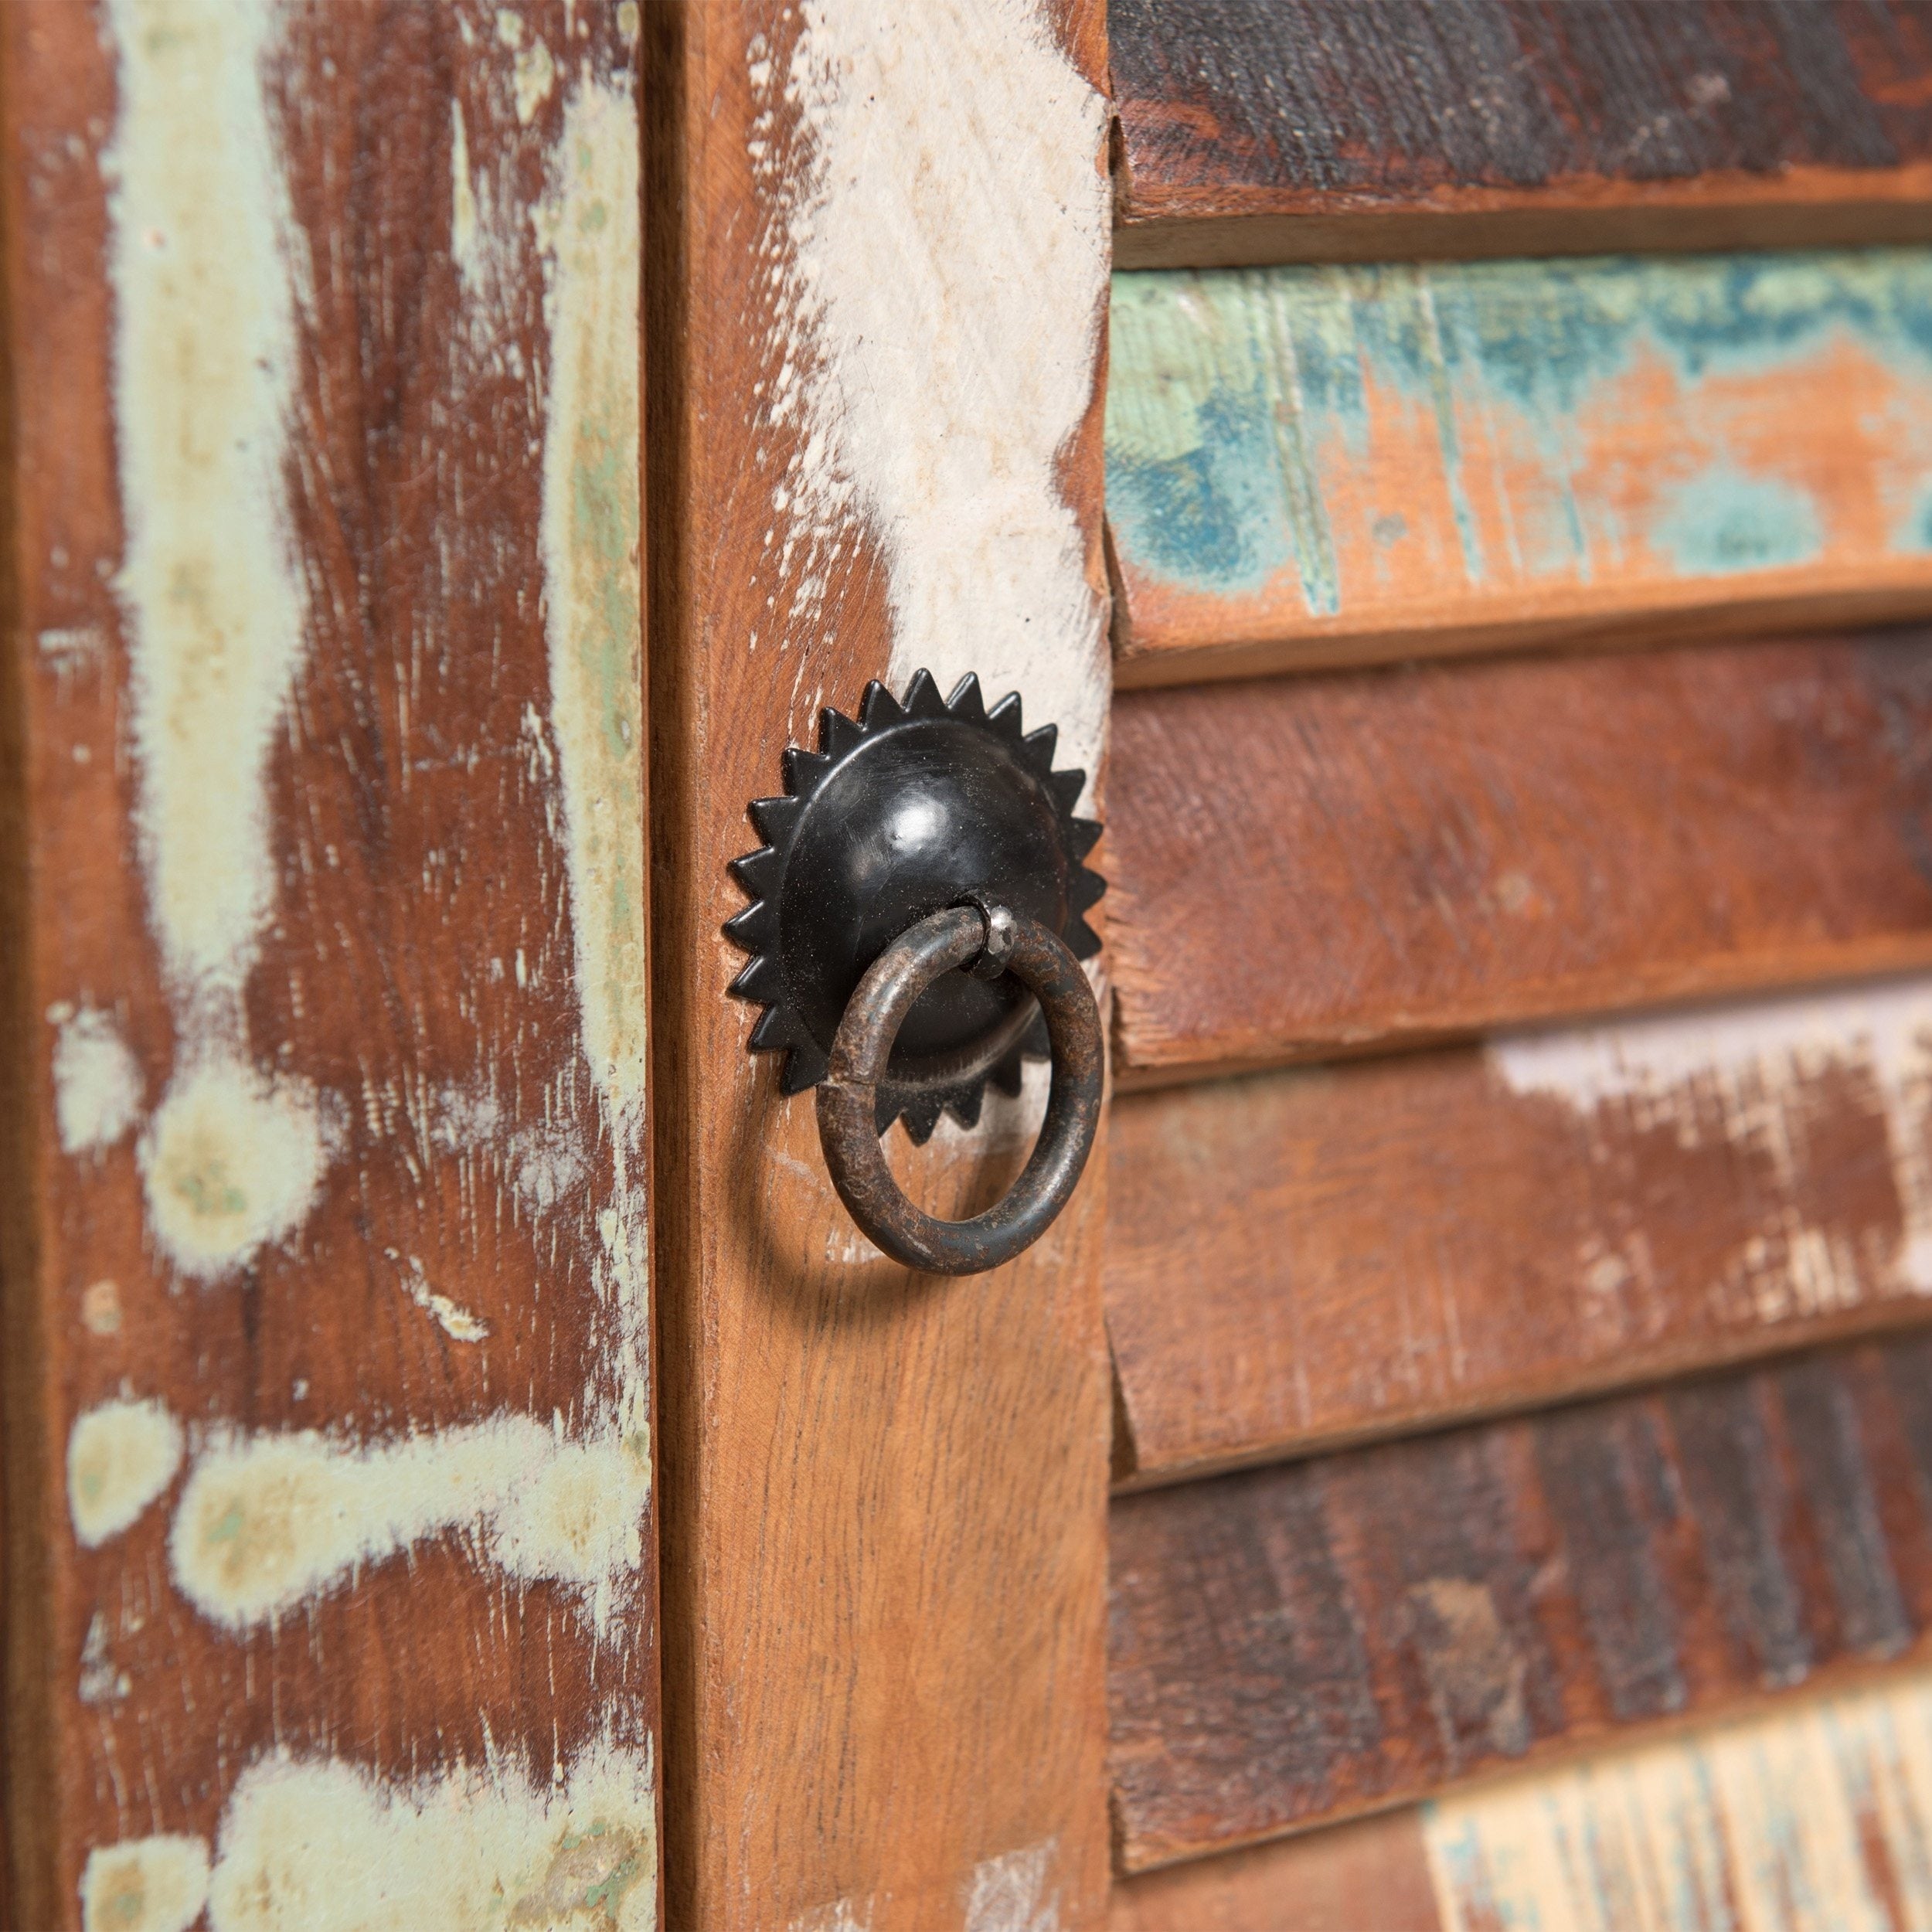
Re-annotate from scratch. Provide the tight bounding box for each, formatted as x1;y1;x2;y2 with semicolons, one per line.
168;1415;649;1634
87;1741;657;1932
754;0;1112;797
1490;978;1932;1317
106;0;330;1281
50;1003;143;1156
1425;1668;1932;1931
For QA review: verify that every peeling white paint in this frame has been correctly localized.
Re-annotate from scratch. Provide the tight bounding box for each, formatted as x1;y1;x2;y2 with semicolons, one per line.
107;0;303;1010
753;0;1111;796
170;1414;649;1633
51;1003;143;1155
69;1396;185;1547
80;1278;124;1338
391;1252;492;1342
964;1841;1060;1932
107;0;331;1284
79;1611;132;1707
514;36;556;124
1490;979;1932;1321
139;1060;330;1281
207;1743;655;1931
1425;1667;1932;1932
81;1833;209;1932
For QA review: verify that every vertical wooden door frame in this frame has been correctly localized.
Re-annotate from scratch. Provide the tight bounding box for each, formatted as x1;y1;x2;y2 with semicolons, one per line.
2;5;657;1926
648;0;1117;1923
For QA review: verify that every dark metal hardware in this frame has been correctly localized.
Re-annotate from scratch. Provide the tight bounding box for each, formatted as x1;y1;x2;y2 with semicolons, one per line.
816;903;1104;1275
726;668;1107;1270
725;668;1104;1141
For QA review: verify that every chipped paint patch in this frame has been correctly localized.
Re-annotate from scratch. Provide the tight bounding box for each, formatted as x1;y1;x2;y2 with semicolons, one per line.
964;1841;1060;1932
169;1415;649;1632
513;36;556;124
757;0;1111;794
1425;1667;1932;1932
206;1742;656;1932
69;1396;185;1547
392;1252;492;1342
81;1833;210;1932
1490;980;1932;1321
139;1058;329;1281
106;0;303;1006
51;1003;143;1155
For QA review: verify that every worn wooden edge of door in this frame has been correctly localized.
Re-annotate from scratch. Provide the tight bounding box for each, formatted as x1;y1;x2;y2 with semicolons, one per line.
1107;973;1932;1489
2;6;659;1927
648;0;1117;1923
1111;167;1932;272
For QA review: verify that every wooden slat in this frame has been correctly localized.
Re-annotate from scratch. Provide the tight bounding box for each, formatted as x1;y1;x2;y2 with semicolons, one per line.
1110;1331;1932;1872
1108;634;1932;1083
1109;977;1932;1488
650;2;1117;1926
1111;0;1932;271
1111;1667;1932;1932
2;3;655;1927
1107;251;1932;687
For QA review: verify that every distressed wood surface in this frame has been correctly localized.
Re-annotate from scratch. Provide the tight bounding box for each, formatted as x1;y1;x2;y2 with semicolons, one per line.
1107;251;1932;687
1;4;655;1928
1108;1808;1438;1932
1108;634;1932;1082
1111;1330;1932;1872
1111;0;1932;270
1112;1668;1932;1932
648;2;1117;1926
1110;977;1932;1488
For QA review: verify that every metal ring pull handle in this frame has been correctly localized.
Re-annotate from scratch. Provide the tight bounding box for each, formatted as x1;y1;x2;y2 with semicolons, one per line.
816;903;1104;1276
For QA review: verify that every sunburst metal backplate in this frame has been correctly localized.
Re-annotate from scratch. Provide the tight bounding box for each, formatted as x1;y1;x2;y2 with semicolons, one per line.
725;669;1105;1142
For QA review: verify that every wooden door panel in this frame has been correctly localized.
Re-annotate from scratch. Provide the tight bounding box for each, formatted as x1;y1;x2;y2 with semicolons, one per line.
650;2;1117;1923
1110;1331;1932;1872
1109;975;1932;1487
1112;0;1932;270
1108;635;1932;1082
1;4;654;1926
1109;251;1932;686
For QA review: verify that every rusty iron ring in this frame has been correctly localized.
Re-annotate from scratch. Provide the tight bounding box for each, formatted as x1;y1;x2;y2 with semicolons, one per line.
816;903;1104;1275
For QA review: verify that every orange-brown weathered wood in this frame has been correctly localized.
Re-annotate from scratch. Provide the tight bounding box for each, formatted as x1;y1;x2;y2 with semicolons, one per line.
2;5;655;1925
1111;0;1932;269
649;2;1116;1926
1108;977;1932;1488
1108;635;1932;1083
1110;1332;1932;1872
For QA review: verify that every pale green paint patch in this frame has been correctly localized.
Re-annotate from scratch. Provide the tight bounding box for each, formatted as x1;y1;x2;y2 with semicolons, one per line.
1107;248;1932;609
1653;465;1824;577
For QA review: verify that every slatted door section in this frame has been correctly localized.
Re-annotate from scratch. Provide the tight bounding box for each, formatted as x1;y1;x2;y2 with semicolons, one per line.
1100;3;1932;1926
2;6;656;1930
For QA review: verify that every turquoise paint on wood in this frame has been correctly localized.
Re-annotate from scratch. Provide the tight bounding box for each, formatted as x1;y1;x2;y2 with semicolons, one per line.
1107;249;1932;615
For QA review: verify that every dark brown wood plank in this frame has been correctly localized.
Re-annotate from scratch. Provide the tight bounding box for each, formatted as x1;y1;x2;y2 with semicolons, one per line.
1108;634;1932;1083
2;4;655;1924
1109;1332;1932;1872
1108;978;1932;1488
1111;0;1932;268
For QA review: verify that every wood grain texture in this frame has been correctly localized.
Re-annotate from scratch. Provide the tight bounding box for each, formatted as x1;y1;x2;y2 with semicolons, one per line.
1111;1667;1932;1932
1111;0;1932;269
1107;1808;1439;1932
1107;251;1932;687
1110;1330;1932;1872
1108;634;1932;1082
648;2;1116;1927
1109;976;1932;1488
2;5;655;1927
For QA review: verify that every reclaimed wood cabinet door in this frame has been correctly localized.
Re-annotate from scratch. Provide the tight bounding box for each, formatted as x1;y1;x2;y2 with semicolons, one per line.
1;5;658;1928
20;2;1932;1930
